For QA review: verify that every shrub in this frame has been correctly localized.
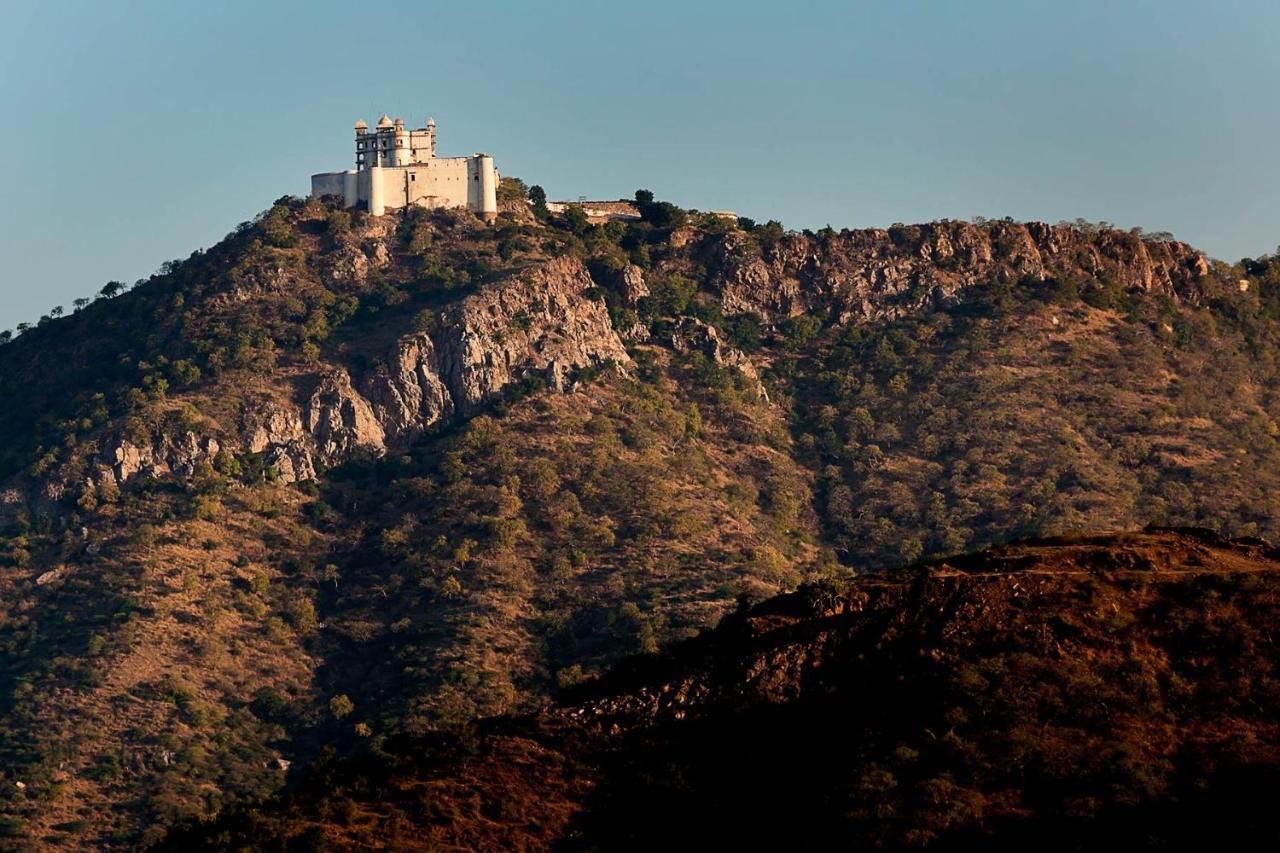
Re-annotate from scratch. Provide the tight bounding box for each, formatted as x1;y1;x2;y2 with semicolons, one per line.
329;694;354;720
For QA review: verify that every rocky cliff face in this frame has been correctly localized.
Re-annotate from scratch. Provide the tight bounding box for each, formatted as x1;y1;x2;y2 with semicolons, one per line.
304;368;388;465
437;255;630;413
59;256;630;495
706;220;1210;322
364;332;454;443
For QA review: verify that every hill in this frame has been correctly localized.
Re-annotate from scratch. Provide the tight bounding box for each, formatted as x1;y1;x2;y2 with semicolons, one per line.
1;184;1280;844
164;528;1280;850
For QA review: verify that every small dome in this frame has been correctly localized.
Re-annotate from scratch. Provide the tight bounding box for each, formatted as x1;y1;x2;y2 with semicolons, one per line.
376;114;393;129
354;119;368;130
394;116;404;127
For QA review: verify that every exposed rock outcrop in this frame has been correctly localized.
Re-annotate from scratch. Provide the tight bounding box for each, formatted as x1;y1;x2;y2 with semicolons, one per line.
99;432;222;489
240;403;314;483
60;257;634;495
320;220;393;284
436;256;631;414
619;264;649;306
363;332;454;442
304;369;387;464
707;220;1209;322
262;440;316;484
244;406;306;454
289;256;630;470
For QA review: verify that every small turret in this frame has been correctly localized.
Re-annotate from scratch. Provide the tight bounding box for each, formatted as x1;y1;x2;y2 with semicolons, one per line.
354;119;368;135
425;117;437;158
376;114;393;130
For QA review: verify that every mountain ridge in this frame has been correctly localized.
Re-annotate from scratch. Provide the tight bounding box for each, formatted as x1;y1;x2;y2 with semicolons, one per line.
0;204;1213;520
2;186;1279;845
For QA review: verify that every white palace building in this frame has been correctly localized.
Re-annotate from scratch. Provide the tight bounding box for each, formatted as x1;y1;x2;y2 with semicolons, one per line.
311;115;498;220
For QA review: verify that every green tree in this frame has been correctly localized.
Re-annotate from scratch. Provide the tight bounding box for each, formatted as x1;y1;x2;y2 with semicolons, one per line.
497;176;528;203
752;219;786;247
562;204;590;235
528;184;549;218
645;275;699;318
641;201;686;228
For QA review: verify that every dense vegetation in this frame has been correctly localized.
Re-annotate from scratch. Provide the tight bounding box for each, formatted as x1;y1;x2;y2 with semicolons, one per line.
784;265;1280;568
1;183;1280;845
309;367;814;733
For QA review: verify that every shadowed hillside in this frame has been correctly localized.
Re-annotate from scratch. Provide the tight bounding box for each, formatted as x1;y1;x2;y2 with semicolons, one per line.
163;528;1280;851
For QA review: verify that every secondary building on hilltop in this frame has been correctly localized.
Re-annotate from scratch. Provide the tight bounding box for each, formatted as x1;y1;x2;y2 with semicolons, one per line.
545;200;642;223
311;115;498;221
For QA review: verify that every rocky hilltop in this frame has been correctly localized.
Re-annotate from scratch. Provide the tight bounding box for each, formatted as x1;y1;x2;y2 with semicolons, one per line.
2;186;1279;846
706;219;1209;321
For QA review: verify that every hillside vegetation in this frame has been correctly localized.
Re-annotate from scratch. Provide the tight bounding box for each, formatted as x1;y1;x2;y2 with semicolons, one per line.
0;183;1278;844
165;529;1280;851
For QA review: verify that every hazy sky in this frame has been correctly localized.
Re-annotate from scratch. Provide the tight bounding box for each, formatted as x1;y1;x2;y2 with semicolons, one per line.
2;0;1278;331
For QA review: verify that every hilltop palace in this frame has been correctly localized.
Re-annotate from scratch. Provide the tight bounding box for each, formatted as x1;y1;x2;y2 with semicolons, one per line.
311;115;498;221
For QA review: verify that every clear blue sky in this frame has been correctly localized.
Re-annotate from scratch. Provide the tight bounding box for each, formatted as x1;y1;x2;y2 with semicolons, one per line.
2;0;1278;331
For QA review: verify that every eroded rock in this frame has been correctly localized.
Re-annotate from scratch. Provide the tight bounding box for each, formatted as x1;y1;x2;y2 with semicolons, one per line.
100;432;222;486
708;221;1208;322
304;369;386;464
620;264;649;306
437;256;631;414
362;332;453;442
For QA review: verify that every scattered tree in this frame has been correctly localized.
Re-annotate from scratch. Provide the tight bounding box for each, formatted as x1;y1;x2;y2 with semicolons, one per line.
528;184;549;219
329;694;354;720
562;204;590;235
